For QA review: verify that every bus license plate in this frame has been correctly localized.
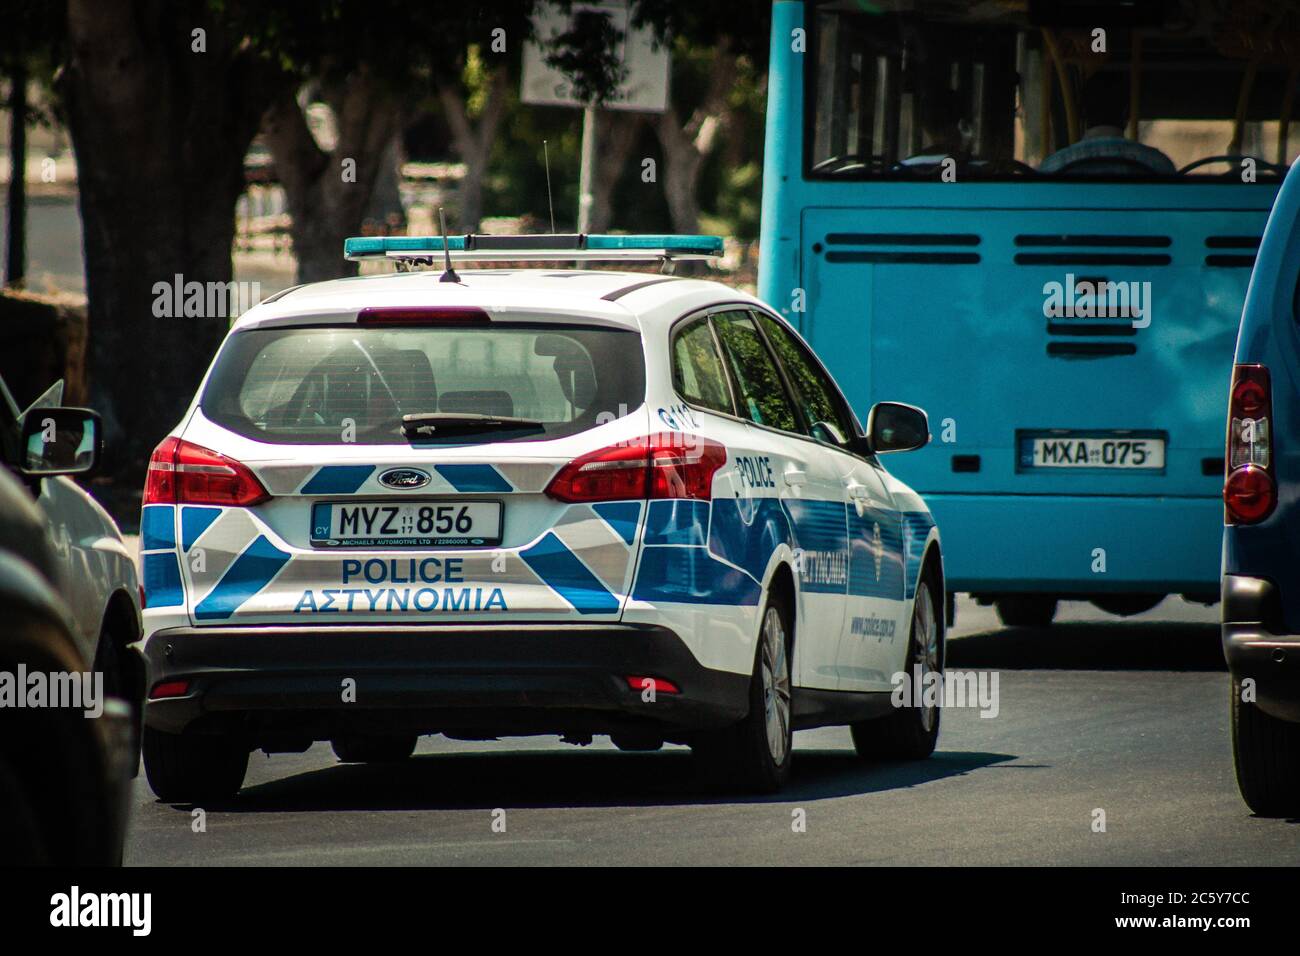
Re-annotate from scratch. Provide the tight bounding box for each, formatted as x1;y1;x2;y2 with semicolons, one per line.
1019;433;1166;471
311;500;502;547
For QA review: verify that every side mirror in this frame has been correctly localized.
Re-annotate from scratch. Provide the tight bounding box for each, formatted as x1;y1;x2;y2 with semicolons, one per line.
867;401;929;454
20;407;102;477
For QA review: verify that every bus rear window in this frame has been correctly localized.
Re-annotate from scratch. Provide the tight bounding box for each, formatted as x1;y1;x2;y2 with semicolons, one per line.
807;0;1297;182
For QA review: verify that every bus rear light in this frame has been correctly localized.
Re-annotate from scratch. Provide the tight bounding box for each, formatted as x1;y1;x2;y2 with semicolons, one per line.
545;434;726;503
1225;364;1275;524
144;436;270;507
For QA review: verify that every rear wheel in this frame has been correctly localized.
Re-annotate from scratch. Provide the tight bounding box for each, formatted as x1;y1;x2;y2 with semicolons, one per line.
852;576;943;759
143;727;248;803
0;755;49;864
331;734;418;764
1090;594;1164;617
995;595;1057;628
693;592;793;793
1231;677;1300;816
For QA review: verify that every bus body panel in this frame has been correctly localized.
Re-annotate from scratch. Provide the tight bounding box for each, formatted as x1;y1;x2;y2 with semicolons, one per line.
759;0;1283;597
928;493;1222;594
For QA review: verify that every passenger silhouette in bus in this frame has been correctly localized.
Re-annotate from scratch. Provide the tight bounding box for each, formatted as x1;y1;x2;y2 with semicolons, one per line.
1041;72;1175;176
900;88;971;168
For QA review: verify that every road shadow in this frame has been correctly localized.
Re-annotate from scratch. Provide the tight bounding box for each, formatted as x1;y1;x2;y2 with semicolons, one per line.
169;747;1018;814
948;621;1224;671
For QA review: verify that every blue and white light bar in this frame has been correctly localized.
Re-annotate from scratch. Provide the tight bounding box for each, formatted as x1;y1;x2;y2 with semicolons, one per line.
343;233;724;263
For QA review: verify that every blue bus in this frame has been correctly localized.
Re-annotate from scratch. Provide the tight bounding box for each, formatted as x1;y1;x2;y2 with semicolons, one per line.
759;0;1292;626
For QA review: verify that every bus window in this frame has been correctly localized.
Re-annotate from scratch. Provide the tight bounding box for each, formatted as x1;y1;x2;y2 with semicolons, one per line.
806;0;1297;181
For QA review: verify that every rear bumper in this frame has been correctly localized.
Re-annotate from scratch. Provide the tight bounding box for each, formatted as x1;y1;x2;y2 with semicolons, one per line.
142;623;750;741
924;493;1222;594
1222;574;1300;722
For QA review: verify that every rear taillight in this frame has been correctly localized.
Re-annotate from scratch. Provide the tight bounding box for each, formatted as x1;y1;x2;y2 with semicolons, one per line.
149;680;191;700
1225;364;1276;524
544;433;727;503
624;675;680;695
144;436;270;507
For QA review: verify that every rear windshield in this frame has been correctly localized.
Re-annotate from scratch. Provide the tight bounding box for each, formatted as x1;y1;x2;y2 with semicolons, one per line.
201;323;646;444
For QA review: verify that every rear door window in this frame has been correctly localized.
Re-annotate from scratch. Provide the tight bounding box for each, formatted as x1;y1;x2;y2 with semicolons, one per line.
671;315;734;415
201;324;645;444
757;313;856;446
712;311;801;433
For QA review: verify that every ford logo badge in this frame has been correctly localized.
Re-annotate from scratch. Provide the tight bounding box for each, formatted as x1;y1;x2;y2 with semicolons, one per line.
379;467;431;490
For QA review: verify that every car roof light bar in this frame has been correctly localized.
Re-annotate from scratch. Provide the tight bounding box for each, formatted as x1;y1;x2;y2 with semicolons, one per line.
343;233;725;265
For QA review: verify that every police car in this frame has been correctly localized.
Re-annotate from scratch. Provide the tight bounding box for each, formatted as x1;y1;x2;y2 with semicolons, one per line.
138;233;944;800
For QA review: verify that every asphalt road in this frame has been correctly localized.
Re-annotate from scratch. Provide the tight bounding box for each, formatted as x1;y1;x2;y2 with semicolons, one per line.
125;596;1300;866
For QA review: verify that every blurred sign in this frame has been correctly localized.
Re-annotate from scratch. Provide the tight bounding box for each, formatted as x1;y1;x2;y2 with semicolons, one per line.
521;2;670;113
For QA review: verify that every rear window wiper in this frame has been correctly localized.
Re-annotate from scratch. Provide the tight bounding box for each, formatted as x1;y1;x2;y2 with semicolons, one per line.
400;412;545;437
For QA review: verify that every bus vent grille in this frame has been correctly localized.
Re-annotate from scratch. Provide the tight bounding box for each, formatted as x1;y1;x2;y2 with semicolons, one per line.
1014;234;1171;267
1204;236;1260;268
821;233;981;265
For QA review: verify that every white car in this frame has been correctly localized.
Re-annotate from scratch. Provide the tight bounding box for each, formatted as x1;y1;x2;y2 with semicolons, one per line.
138;234;944;800
0;375;140;861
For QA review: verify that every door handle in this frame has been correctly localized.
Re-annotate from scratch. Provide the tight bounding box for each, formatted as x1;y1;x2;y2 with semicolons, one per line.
845;482;870;500
783;466;807;487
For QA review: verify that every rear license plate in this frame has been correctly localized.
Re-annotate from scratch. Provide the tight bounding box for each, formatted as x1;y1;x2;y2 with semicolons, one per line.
311;500;502;547
1018;431;1166;471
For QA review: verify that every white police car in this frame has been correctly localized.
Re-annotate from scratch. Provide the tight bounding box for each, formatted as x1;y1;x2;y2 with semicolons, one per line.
138;234;944;800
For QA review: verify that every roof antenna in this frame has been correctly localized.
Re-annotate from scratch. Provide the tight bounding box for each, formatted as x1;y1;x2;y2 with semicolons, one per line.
543;139;556;234
437;206;460;283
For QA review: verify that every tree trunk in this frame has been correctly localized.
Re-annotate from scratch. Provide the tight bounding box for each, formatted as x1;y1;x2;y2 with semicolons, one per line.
264;70;405;284
652;43;735;235
657;108;707;234
4;61;27;287
588;111;644;234
61;0;287;492
437;69;509;232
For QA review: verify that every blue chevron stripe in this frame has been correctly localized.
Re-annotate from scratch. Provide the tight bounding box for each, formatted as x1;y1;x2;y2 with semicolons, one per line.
194;535;291;620
520;532;618;614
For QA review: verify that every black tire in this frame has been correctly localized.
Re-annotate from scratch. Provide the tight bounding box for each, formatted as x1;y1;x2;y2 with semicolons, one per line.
0;755;50;865
851;572;943;760
143;727;248;803
331;734;418;764
996;595;1057;628
692;590;794;793
610;733;664;752
93;631;140;774
1090;594;1164;617
1231;677;1300;816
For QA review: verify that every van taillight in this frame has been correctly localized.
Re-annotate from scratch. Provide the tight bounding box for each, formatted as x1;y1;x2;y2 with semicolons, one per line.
1224;364;1276;524
144;436;270;507
545;434;726;503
